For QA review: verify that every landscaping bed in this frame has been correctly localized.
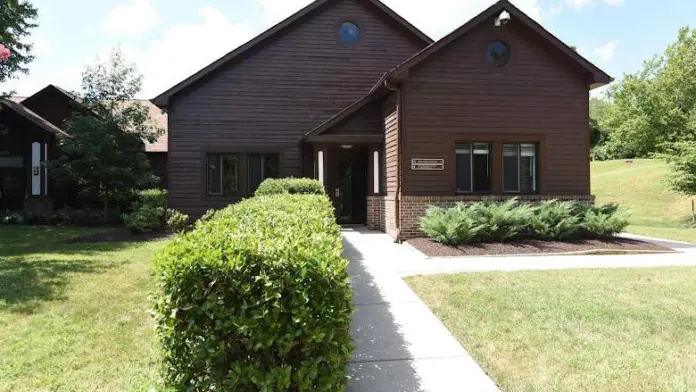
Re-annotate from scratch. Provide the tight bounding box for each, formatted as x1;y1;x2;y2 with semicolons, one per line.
69;227;169;243
408;237;672;257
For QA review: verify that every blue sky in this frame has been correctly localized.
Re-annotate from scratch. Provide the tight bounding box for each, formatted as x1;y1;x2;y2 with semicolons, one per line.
2;0;691;98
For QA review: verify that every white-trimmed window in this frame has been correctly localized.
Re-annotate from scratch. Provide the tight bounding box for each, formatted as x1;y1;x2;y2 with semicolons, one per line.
503;143;539;193
207;154;239;196
456;142;491;193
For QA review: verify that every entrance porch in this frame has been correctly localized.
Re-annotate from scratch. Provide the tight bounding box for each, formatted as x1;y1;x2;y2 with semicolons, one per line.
310;140;384;225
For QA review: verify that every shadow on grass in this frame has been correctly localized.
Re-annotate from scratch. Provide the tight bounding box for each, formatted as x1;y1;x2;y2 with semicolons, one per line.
0;255;127;314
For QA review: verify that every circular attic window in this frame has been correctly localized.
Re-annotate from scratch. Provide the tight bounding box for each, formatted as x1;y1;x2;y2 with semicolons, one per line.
485;40;510;67
338;22;361;46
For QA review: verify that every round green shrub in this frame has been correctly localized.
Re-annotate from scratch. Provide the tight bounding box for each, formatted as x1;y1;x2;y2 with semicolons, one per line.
153;194;353;391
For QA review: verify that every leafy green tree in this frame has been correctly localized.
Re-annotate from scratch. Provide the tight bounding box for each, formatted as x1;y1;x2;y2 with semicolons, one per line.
601;27;696;158
589;97;609;149
48;47;163;212
0;0;38;97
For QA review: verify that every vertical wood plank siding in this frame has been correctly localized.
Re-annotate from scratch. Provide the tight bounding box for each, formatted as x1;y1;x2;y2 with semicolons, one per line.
401;18;591;196
167;0;424;216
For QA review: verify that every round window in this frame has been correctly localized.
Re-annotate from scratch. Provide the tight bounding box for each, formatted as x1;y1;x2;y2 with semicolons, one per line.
485;40;510;67
338;22;360;46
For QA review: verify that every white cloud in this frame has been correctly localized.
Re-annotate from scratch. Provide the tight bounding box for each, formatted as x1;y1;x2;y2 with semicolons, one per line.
119;7;256;98
257;0;542;40
102;0;161;39
593;39;619;62
567;0;625;10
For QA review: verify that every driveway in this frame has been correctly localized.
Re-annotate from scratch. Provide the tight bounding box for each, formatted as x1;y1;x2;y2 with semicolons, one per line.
343;226;696;391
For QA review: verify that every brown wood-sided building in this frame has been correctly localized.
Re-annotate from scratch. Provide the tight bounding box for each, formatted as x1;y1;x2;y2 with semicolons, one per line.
152;0;612;240
0;85;169;212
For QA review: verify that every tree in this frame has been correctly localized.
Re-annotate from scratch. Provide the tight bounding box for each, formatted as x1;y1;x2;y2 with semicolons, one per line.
0;0;38;97
589;97;609;149
48;47;163;213
600;27;696;158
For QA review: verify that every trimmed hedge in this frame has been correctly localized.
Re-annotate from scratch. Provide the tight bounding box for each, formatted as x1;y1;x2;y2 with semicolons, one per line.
153;194;353;391
421;199;629;245
255;177;326;196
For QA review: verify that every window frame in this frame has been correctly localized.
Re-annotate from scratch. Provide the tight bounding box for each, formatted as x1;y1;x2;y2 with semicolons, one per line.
455;142;492;194
206;153;240;197
247;154;280;194
502;143;539;194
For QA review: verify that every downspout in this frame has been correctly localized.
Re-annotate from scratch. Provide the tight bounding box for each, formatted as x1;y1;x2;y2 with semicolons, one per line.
385;77;402;241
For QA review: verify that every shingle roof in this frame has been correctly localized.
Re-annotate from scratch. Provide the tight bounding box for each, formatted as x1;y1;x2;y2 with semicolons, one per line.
137;100;168;152
0;98;70;137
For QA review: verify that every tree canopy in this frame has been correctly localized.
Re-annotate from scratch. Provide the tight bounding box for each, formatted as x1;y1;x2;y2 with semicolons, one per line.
598;27;696;196
0;0;37;97
48;48;163;212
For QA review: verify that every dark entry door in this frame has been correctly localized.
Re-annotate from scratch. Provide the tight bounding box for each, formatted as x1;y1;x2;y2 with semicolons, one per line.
330;147;367;224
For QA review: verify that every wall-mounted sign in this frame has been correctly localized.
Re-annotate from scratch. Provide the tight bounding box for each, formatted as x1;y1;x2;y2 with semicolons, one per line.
411;158;444;171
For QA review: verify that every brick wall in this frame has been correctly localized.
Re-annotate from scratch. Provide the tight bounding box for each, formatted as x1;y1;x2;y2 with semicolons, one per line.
366;196;385;231
398;195;596;239
24;196;53;215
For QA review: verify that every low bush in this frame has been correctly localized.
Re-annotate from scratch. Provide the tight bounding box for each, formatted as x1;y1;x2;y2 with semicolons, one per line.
154;194;353;391
582;207;630;237
255;177;326;196
421;199;628;245
165;208;190;233
123;189;167;233
468;199;532;241
0;208;121;226
530;200;581;241
421;206;481;245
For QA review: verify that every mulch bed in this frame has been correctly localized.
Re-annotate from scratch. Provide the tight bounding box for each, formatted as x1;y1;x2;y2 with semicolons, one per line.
70;227;170;243
407;237;674;257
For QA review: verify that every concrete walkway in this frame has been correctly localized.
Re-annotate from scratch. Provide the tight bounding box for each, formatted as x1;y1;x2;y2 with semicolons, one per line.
343;227;500;392
343;227;696;391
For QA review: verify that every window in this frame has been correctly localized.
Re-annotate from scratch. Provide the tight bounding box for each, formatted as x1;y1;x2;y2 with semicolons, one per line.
485;40;510;67
456;143;491;193
248;155;279;194
207;154;239;196
338;22;360;46
503;143;539;193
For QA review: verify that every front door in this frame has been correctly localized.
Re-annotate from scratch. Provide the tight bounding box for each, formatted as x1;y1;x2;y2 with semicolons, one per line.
329;147;367;224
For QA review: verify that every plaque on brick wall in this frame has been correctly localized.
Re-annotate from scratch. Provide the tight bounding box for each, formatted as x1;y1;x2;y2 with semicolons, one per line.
411;158;444;171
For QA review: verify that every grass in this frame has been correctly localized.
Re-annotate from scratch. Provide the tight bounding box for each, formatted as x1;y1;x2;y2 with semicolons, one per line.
591;159;695;242
407;268;696;392
0;226;167;392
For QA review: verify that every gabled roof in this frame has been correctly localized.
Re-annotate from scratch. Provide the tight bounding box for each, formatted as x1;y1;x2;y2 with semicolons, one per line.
152;0;433;108
0;98;70;137
22;84;83;106
305;0;613;140
389;0;612;87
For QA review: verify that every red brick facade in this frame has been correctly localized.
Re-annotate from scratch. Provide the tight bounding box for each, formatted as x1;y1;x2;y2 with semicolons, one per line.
368;194;595;241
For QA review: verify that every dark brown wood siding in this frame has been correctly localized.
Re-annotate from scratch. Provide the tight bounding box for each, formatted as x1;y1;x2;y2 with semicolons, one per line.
324;101;383;135
166;0;425;216
400;17;590;196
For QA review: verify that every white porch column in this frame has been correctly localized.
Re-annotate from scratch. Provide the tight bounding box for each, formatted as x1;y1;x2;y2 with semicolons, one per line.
31;142;41;196
317;150;325;186
373;150;380;194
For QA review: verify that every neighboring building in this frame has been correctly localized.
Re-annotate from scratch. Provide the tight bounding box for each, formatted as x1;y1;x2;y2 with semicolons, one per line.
154;0;611;240
0;85;169;212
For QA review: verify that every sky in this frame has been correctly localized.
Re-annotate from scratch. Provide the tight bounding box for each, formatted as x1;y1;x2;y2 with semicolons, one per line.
1;0;692;99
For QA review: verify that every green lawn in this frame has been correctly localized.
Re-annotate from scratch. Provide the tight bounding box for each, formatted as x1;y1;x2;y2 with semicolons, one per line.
591;159;695;242
0;226;167;391
407;268;696;392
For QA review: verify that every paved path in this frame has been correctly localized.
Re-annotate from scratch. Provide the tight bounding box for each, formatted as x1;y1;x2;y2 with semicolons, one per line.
343;227;696;391
343;227;500;392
